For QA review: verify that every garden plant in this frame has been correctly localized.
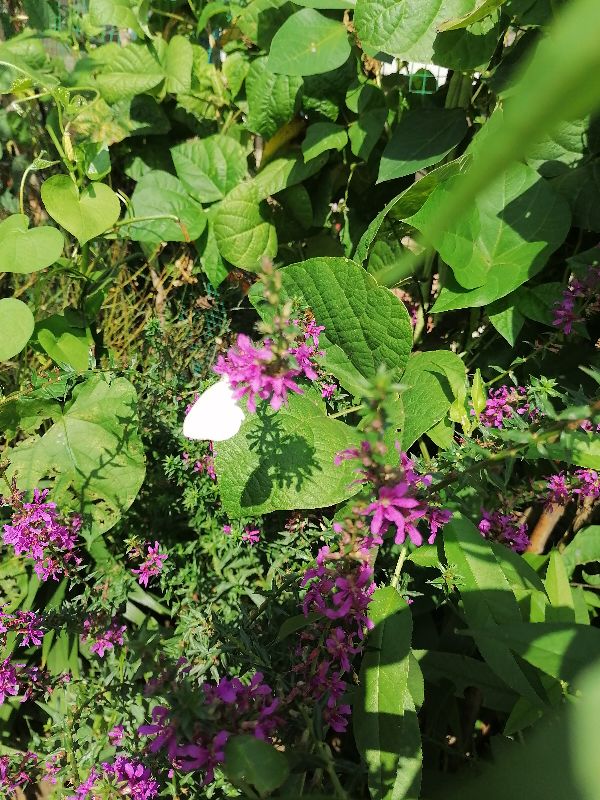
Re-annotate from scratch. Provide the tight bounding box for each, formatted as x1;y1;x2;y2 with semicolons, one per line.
1;0;600;797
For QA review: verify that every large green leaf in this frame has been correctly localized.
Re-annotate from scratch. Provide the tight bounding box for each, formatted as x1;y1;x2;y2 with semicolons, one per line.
245;57;303;139
267;8;351;76
171;135;248;204
7;376;145;535
213;181;277;271
88;0;146;35
444;514;546;705
163;34;193;94
354;587;422;800
400;351;466;449
553;160;600;232
253;153;328;199
252;257;413;394
223;736;289;795
378;109;467;183
215;392;361;516
535;431;600;471
41;176;121;245
126;171;206;244
302;122;348;160
438;0;507;30
34;314;93;373
562;527;600;577
465;623;600;686
432;12;501;71
92;43;164;103
354;0;473;62
526;117;592;178
414;164;570;311
0;298;34;362
0;214;63;274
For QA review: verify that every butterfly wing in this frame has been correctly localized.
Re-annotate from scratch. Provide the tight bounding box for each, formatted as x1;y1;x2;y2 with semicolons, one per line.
183;378;245;441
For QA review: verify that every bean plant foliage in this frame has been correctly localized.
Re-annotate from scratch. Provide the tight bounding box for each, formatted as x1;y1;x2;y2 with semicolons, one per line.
1;0;600;797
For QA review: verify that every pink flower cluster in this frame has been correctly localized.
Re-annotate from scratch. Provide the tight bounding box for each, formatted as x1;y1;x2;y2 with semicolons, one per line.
478;385;531;429
296;546;375;732
552;266;600;334
0;751;38;793
132;541;168;587
81;615;126;657
546;469;600;507
214;319;324;413
68;758;159;800
138;672;280;785
2;488;81;581
0;658;65;705
337;445;451;547
0;608;44;648
478;509;530;553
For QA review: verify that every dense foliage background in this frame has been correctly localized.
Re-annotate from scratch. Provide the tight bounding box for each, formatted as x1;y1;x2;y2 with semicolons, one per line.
1;0;600;797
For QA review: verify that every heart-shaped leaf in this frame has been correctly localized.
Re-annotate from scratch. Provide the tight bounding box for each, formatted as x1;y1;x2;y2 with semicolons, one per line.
0;214;63;273
0;298;34;361
41;176;121;245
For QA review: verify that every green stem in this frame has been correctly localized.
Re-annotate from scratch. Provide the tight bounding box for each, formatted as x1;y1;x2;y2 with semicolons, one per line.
391;545;407;590
329;403;366;419
318;742;349;800
113;213;180;230
18;163;35;216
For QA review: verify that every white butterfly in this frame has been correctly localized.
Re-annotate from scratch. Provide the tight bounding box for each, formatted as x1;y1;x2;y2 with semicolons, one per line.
183;377;245;441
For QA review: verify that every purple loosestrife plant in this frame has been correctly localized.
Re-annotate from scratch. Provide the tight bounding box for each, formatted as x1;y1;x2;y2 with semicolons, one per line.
131;540;168;587
478;510;530;553
2;485;82;580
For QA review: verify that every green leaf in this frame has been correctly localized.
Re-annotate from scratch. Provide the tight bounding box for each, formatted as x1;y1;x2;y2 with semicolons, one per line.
245;57;303;139
562;527;600;577
237;0;298;50
538;431;600;470
215;393;361;516
127;171;206;244
295;0;355;6
400;351;466;449
0;298;34;362
253;257;413;393
419;164;570;311
254;153;328;200
88;0;145;35
7;375;145;535
354;0;474;62
276;611;322;641
0;214;63;273
526;117;593;178
223;735;289;795
444;514;546;705
41;176;120;245
378;109;467;183
488;294;525;346
302;122;348;160
438;0;507;30
465;623;600;686
268;8;351;76
513;282;564;325
553;160;600;232
171;135;248;204
213;181;277;271
92;43;164;103
349;108;387;160
544;551;576;623
163;34;193;94
34;314;93;372
354;587;422;800
433;12;501;71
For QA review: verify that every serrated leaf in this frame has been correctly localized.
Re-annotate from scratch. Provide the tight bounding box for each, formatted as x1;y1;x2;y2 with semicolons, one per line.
0;214;63;273
251;257;413;393
171;135;248;203
378;109;467;183
163;34;193;94
214;393;361;516
268;8;351;76
0;298;34;362
92;43;164;103
213;181;277;271
354;587;422;800
7;376;145;535
245;57;302;139
126;170;206;244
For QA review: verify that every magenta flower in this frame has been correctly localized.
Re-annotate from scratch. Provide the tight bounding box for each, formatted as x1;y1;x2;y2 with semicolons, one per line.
103;756;159;800
321;383;337;399
82;616;126;658
132;541;168;587
546;473;570;506
108;724;125;746
2;488;81;581
361;482;428;546
0;609;44;648
0;659;20;704
478;509;529;553
478;385;530;429
67;768;99;800
241;527;260;545
574;468;600;499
